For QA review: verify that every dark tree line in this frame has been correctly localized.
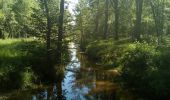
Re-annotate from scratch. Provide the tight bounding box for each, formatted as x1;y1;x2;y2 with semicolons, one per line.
75;0;170;45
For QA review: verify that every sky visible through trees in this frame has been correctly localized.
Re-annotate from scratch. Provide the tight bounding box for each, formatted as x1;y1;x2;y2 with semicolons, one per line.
68;0;78;15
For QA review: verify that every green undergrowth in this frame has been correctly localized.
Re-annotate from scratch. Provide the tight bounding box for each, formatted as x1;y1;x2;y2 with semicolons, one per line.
0;38;70;91
86;38;131;66
0;38;44;90
85;38;170;99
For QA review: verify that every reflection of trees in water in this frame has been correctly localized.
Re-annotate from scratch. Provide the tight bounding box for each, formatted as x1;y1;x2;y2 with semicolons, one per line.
34;64;66;100
55;65;65;100
35;44;129;100
70;52;118;100
56;81;64;100
35;81;66;100
5;43;132;100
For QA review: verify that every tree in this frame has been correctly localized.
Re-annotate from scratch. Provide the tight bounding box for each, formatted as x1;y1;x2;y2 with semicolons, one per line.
94;0;100;37
150;0;165;44
0;29;3;39
0;0;38;38
114;0;119;40
110;0;119;40
12;0;37;38
57;0;65;63
74;0;170;45
44;0;52;65
104;0;109;39
133;0;143;41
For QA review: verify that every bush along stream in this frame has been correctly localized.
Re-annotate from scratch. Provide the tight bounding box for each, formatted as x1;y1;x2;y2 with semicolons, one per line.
0;42;131;100
84;39;170;99
0;38;70;91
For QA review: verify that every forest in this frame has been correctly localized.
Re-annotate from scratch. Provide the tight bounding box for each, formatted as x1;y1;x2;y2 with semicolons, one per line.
0;0;170;100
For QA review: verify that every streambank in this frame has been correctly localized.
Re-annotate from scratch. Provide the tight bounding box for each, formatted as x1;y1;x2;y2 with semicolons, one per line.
84;39;170;99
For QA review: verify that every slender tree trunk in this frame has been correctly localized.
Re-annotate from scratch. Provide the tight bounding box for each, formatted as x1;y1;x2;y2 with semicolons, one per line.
150;0;165;45
133;0;143;41
160;0;165;43
104;0;109;39
44;0;51;66
114;0;119;40
150;1;160;44
94;0;100;36
80;12;85;50
0;29;3;39
57;0;64;63
7;23;13;38
57;80;63;100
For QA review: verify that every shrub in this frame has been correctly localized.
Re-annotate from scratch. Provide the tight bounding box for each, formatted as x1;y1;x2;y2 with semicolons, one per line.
121;42;170;99
0;39;40;90
85;39;131;66
0;66;35;90
84;38;170;99
120;43;158;97
149;50;170;99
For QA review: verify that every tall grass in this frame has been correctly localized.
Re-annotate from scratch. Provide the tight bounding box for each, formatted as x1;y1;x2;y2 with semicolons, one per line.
0;38;43;90
0;38;70;90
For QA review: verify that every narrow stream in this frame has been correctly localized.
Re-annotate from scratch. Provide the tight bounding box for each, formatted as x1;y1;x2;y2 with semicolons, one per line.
31;42;131;100
60;42;119;100
3;43;132;100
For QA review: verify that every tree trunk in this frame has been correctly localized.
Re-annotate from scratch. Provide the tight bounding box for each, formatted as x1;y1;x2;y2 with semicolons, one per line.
57;81;63;100
150;0;165;45
80;12;85;50
104;0;109;39
114;0;119;40
0;29;3;39
133;0;143;41
94;0;100;37
44;0;51;66
57;0;64;63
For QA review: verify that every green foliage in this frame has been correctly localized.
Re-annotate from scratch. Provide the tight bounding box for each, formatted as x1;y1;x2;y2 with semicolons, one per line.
86;39;114;64
85;39;170;99
0;38;70;90
0;39;43;90
21;67;35;89
86;39;131;66
121;43;170;99
0;66;35;90
121;43;158;89
121;42;158;74
75;0;170;45
61;40;70;63
149;49;170;98
0;0;39;38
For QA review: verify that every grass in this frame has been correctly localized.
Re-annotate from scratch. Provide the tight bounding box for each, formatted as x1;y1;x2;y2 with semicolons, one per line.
0;38;45;90
0;37;70;91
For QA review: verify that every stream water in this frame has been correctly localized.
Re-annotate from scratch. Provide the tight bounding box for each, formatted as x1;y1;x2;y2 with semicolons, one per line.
2;43;132;100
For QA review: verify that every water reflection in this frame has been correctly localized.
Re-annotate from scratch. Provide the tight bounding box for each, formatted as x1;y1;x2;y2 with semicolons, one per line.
4;43;131;100
60;42;121;100
0;43;132;100
32;42;131;100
